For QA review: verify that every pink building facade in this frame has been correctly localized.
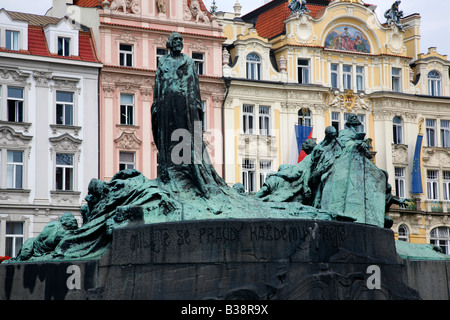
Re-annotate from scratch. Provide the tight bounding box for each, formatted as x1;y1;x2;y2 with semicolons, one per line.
75;0;226;181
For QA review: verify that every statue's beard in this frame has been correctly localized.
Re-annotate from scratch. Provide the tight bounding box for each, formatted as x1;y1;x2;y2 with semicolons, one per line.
173;44;183;54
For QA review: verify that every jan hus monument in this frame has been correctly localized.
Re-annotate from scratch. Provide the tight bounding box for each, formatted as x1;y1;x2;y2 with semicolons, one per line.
1;32;449;300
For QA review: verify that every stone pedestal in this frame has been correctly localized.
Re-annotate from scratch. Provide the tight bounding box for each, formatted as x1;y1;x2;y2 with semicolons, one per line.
1;219;431;300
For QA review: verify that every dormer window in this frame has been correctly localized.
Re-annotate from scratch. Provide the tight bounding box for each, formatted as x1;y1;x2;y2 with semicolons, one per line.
58;37;71;57
5;30;19;51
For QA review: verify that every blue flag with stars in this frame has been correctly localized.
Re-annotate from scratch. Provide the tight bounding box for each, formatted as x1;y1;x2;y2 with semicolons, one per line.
412;134;423;194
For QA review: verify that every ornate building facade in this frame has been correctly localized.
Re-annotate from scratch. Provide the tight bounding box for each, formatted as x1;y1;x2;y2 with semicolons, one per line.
56;0;227;181
218;0;450;247
0;9;101;257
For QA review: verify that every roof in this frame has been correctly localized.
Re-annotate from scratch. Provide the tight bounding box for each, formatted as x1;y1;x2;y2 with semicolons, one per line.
244;0;372;40
73;0;103;7
0;10;100;64
6;11;61;26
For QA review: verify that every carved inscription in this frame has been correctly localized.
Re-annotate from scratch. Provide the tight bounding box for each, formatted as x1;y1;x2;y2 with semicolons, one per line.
128;223;347;252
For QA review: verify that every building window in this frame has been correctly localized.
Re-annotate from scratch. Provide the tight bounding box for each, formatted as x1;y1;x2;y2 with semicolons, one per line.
120;94;134;125
56;91;74;125
259;160;272;189
7;150;23;189
427;170;439;200
298;108;312;127
56;153;74;191
119;44;133;67
428;71;441;96
243;104;254;134
356;66;364;92
5;222;24;257
242;159;255;193
442;120;450;148
344;113;365;133
426;119;437;147
398;225;409;242
331;64;339;89
5;30;19;51
297;59;310;84
331;112;340;131
7;87;24;123
201;100;207;131
430;227;450;254
393;116;403;144
443;171;450;201
192;52;204;75
119;152;135;171
156;48;168;67
342;65;352;90
57;37;70;57
259;106;271;136
395;167;406;199
246;53;261;80
392;68;401;92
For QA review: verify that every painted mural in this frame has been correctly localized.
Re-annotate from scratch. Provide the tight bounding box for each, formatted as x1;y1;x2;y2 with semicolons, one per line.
324;26;370;53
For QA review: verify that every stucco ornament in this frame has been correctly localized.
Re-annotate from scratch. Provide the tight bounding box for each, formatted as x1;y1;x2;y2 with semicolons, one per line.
189;0;210;23
109;0;141;14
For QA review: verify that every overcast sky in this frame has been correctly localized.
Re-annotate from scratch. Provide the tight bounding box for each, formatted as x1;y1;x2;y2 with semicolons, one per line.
0;0;448;56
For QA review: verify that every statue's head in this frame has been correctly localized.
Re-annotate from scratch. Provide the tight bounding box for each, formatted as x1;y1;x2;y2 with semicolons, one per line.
166;32;184;53
59;212;78;231
324;126;337;141
302;138;317;154
345;114;361;127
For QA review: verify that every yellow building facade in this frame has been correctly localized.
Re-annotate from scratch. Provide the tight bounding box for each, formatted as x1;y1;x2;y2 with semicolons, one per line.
217;0;450;249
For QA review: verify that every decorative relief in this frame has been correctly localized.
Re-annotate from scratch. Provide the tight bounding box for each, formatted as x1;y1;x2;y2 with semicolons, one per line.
115;31;139;44
0;68;30;83
185;0;209;23
156;0;166;14
422;147;450;167
109;0;141;14
386;26;405;54
325;90;372;112
50;76;80;94
294;15;316;44
115;130;142;150
0;126;32;148
49;133;82;160
33;71;52;87
392;144;408;165
189;39;209;53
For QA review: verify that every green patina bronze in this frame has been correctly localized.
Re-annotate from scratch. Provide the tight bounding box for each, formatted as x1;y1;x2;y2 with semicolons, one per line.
3;32;445;263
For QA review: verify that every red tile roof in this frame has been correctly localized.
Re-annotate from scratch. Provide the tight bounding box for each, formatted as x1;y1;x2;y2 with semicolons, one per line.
250;0;332;39
245;0;372;40
73;0;103;7
0;11;100;63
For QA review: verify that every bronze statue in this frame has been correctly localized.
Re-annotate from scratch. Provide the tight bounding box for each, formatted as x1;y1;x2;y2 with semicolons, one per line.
152;32;227;197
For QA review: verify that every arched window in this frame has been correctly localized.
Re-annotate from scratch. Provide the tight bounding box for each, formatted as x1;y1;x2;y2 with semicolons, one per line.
398;225;409;242
298;108;312;127
430;227;450;254
246;53;261;80
428;71;441;96
393;116;403;144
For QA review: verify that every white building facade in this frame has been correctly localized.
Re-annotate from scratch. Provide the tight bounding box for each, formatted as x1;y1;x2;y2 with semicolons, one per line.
0;10;101;258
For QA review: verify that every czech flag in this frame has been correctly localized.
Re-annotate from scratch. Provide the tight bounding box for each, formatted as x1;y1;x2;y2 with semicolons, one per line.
288;124;313;164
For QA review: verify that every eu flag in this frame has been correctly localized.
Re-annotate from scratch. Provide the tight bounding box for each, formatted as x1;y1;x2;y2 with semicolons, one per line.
412;134;423;194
